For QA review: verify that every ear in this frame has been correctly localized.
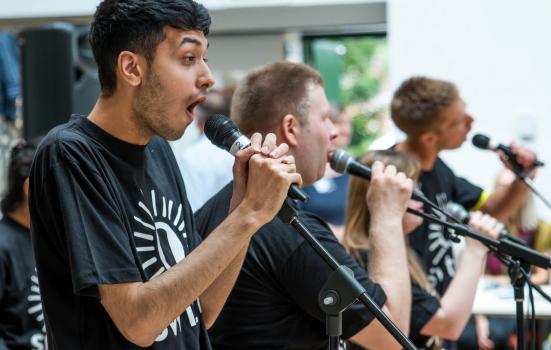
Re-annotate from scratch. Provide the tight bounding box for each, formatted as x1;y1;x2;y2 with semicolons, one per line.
116;51;146;88
419;130;437;147
280;114;301;147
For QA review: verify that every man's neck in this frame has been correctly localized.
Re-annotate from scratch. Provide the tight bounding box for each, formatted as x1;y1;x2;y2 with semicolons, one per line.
88;95;151;145
396;139;439;171
7;204;30;229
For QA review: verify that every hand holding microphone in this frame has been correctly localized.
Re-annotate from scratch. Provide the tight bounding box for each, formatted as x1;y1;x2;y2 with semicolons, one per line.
472;134;543;173
365;160;415;222
445;201;527;246
472;133;551;211
330;149;430;204
204;114;307;212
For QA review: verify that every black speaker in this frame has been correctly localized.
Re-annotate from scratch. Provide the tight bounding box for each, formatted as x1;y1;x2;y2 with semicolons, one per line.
21;22;100;139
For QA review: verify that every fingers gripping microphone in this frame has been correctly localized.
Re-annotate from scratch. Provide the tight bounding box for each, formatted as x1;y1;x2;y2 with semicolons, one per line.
330;149;429;204
445;202;527;245
204;114;309;202
472;133;544;167
204;114;251;156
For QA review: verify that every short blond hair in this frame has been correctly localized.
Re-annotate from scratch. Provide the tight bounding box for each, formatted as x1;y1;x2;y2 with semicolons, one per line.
391;76;459;136
230;62;323;136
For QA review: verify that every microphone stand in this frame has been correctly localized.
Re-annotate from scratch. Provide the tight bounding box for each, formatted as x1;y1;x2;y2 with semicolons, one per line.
278;199;418;350
507;159;551;211
515;171;551;211
406;208;551;350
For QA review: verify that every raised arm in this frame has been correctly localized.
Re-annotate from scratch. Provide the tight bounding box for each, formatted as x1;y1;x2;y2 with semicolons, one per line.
350;161;413;349
420;211;502;340
98;133;301;347
481;143;537;221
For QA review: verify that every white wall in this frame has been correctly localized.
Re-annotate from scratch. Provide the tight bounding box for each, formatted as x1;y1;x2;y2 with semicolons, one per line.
0;0;99;18
202;34;284;88
389;0;551;219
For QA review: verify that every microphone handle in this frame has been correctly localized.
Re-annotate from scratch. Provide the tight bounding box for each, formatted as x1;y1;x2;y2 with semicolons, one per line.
346;159;432;205
497;144;545;167
460;211;529;247
229;139;309;203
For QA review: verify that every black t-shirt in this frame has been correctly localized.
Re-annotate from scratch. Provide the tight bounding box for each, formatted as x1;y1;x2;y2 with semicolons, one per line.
195;183;387;350
302;174;350;225
410;284;440;349
0;217;45;350
409;157;483;295
29;115;211;350
350;249;441;349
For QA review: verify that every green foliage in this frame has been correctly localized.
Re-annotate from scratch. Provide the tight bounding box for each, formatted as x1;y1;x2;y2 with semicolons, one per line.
305;35;388;156
340;38;382;105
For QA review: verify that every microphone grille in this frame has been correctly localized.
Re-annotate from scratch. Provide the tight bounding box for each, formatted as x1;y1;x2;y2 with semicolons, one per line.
445;202;469;223
204;114;235;151
330;149;351;174
472;133;490;150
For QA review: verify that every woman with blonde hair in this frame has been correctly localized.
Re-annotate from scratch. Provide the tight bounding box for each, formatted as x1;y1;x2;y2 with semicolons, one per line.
343;150;503;349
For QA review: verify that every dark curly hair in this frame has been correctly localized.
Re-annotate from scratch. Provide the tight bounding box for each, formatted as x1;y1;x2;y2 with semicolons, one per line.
1;139;39;214
89;0;211;96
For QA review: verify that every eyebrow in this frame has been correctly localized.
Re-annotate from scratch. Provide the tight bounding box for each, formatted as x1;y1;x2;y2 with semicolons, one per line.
179;37;210;48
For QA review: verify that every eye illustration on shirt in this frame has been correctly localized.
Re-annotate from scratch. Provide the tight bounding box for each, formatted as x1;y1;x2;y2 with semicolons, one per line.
133;189;199;342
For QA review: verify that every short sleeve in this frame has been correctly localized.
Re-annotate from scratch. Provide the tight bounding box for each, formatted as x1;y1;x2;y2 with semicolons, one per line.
194;183;233;240
409;283;440;344
278;212;387;339
35;158;142;297
452;176;485;210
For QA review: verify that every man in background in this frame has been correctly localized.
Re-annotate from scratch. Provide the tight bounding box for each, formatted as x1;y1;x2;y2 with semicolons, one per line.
391;76;537;295
0;140;44;350
196;61;413;349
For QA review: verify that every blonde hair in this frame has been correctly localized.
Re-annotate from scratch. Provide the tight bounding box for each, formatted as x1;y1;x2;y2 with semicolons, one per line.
343;150;435;294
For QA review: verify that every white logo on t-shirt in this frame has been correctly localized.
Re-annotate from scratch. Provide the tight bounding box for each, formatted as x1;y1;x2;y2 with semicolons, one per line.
27;272;46;350
133;189;199;342
426;192;455;287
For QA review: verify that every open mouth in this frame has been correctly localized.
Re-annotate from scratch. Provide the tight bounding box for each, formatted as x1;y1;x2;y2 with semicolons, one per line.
186;96;207;116
326;148;337;162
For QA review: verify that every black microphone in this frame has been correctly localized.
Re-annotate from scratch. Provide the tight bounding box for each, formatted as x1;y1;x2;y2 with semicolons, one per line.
472;133;544;167
445;201;528;245
329;149;429;203
204;114;309;203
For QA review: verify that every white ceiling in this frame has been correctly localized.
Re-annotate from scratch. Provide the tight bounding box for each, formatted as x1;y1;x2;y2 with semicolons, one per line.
202;0;379;10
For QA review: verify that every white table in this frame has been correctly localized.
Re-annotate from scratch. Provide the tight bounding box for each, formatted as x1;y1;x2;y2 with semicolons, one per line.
473;279;551;318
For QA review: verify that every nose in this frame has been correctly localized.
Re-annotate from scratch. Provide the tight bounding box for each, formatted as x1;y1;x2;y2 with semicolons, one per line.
198;63;215;90
327;118;338;142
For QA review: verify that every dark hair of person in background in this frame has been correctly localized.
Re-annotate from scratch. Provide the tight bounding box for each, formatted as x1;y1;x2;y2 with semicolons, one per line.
89;0;211;96
1;139;39;214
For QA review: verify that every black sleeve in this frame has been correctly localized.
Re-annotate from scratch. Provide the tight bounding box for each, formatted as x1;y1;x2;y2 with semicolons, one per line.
35;158;142;297
278;212;387;339
410;283;440;340
452;175;484;210
194;183;232;240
